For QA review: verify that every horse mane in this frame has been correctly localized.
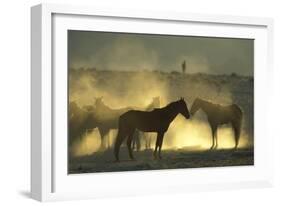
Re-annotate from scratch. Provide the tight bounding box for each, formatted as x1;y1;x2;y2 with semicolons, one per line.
159;99;181;111
195;98;216;106
145;97;160;110
96;100;111;110
196;98;233;108
195;98;243;118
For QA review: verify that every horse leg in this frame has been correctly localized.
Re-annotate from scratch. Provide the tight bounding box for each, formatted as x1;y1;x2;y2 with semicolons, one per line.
107;130;111;149
102;128;111;149
233;123;241;150
127;131;135;160
114;128;127;161
136;131;141;151
131;133;136;150
214;130;218;149
154;134;161;159
145;134;149;149
131;130;140;151
98;127;107;151
210;125;216;150
157;132;165;159
148;135;152;149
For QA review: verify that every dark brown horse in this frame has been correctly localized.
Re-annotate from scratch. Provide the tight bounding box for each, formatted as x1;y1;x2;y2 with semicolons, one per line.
132;97;161;151
190;98;243;150
114;98;190;161
94;97;161;150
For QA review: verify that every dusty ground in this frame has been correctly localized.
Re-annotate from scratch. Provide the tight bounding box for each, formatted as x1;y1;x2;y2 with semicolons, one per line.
68;147;254;174
68;70;254;174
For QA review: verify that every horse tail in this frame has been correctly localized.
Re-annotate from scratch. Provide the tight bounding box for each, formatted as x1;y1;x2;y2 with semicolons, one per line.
233;105;243;149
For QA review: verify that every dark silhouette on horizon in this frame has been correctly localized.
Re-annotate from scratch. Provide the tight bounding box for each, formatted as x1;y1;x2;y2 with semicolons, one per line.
190;98;243;149
182;60;186;74
114;98;190;161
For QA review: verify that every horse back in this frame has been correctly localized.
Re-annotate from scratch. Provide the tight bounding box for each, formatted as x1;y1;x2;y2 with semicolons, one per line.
119;109;168;132
207;103;242;125
230;104;243;117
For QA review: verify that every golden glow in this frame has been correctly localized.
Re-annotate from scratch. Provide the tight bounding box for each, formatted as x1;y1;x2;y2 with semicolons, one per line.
69;71;251;156
69;72;169;108
71;130;101;156
71;115;249;157
164;115;249;150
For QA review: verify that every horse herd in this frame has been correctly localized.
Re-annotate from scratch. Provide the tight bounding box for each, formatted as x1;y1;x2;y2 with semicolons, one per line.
69;97;243;161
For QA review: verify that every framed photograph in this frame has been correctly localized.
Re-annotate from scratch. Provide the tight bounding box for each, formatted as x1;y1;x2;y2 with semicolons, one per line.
31;3;274;201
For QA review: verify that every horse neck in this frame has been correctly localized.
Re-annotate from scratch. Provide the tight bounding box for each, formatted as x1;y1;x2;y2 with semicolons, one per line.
198;100;212;114
97;102;111;112
146;102;153;110
164;103;180;122
146;100;159;110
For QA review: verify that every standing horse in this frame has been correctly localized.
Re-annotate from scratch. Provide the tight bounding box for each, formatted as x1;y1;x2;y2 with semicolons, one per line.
132;96;161;151
94;97;160;150
114;98;190;161
68;102;98;155
93;97;133;149
190;98;243;150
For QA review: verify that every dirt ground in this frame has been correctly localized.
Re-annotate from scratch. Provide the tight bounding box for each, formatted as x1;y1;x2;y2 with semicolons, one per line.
68;147;254;174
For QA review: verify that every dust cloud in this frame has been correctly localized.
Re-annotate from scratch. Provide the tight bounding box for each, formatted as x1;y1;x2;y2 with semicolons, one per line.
69;68;253;156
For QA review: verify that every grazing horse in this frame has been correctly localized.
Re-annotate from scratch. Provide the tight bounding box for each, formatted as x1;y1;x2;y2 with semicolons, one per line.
190;98;243;150
114;98;190;161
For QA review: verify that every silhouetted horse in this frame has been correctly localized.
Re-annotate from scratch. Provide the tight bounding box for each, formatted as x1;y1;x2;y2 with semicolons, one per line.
68;101;98;149
114;98;190;161
93;97;132;149
190;98;243;149
94;97;160;150
132;97;161;151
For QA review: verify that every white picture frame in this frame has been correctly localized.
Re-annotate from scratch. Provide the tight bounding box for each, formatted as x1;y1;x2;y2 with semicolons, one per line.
31;3;274;202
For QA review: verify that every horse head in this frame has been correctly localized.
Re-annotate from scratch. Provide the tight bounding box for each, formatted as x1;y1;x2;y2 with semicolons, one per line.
190;98;202;115
178;97;190;119
152;96;161;108
94;96;104;108
83;105;95;112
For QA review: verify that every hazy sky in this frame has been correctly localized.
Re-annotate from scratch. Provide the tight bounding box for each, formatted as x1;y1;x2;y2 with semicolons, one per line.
68;30;254;76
